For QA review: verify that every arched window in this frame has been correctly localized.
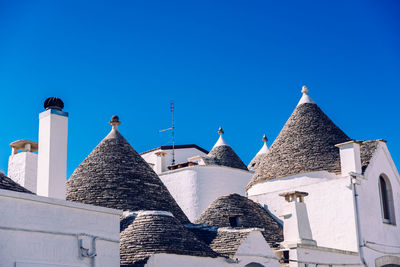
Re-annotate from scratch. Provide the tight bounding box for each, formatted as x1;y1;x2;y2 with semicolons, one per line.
379;175;396;225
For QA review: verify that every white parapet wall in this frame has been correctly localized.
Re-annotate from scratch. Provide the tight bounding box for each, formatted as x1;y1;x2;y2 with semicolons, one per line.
160;165;252;222
289;244;362;267
0;189;121;267
141;146;208;173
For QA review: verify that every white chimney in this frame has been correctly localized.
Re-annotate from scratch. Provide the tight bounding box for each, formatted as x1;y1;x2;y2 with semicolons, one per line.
335;140;362;176
36;97;68;199
279;191;317;248
155;151;168;174
8;140;38;193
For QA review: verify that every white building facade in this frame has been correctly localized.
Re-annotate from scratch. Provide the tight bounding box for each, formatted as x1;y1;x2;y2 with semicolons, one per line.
247;88;400;267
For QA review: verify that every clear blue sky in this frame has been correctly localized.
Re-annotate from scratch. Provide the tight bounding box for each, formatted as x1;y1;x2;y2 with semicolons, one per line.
0;1;399;177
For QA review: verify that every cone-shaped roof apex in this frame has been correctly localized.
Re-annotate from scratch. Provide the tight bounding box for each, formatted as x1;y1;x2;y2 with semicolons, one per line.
247;87;351;189
66;116;189;224
248;134;269;171
212;126;229;148
203;127;248;170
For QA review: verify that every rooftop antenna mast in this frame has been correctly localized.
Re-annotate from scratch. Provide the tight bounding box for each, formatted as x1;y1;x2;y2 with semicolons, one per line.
158;101;175;165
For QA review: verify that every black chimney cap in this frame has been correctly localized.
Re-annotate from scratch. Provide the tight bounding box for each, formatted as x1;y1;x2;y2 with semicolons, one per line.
44;97;64;111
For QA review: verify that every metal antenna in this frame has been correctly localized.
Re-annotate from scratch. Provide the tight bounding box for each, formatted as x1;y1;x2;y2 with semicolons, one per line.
158;101;175;165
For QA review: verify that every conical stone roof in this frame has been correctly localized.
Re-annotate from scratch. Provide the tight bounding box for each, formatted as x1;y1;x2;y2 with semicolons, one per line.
0;172;32;194
247;89;351;190
120;211;219;267
202;127;248;171
195;193;283;247
66;119;189;224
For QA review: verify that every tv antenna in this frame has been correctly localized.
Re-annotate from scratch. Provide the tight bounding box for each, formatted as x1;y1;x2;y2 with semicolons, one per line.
158;101;175;165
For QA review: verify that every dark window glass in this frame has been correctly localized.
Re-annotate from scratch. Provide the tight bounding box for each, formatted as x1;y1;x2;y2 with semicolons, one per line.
229;216;241;227
380;176;390;220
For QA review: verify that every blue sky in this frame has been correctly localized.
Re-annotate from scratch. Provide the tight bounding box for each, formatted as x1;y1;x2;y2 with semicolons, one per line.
0;0;399;177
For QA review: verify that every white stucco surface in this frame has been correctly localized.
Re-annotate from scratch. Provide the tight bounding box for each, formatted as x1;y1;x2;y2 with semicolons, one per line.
0;189;121;267
8;151;38;193
145;252;276;267
160;165;252;221
235;230;281;267
248;171;359;252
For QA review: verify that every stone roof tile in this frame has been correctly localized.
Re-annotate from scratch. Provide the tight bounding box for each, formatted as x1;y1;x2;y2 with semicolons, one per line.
195;194;283;247
120;212;219;267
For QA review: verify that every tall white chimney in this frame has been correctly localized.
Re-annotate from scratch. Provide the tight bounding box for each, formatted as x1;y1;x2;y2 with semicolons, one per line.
279;191;317;248
8;140;38;193
335;140;362;176
36;97;68;199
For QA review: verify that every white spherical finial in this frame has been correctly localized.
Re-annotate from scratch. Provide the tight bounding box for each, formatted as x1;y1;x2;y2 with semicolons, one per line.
301;85;309;95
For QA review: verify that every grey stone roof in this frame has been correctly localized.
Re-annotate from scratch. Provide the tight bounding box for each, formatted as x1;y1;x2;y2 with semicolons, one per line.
248;102;351;189
66;128;189;224
195;194;283;247
187;225;252;258
209;230;251;257
120;212;219;267
360;140;380;173
202;145;248;171
248;153;266;171
0;172;32;194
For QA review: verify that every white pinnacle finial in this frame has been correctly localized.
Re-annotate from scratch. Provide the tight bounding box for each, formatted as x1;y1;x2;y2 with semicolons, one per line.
256;134;269;156
301;85;309;95
213;126;228;148
297;85;315;106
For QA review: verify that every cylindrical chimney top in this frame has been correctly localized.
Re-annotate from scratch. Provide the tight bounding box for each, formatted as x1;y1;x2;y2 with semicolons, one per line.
44;97;64;111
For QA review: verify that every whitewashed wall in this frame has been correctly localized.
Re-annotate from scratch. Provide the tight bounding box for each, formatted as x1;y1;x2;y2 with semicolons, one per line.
141;147;207;169
234;230;281;267
0;189;121;267
160;165;252;222
356;142;400;267
145;252;276;267
247;171;359;252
